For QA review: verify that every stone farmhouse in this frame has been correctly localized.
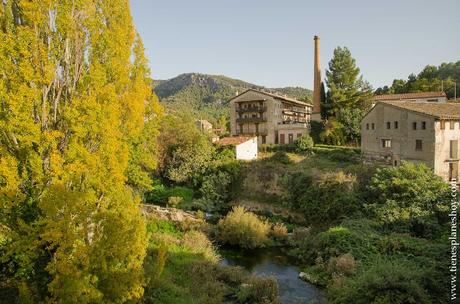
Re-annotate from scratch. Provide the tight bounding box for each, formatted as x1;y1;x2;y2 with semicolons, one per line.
361;100;460;184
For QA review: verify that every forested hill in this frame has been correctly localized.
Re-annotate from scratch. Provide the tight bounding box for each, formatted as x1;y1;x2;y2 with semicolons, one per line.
152;73;312;123
375;61;460;98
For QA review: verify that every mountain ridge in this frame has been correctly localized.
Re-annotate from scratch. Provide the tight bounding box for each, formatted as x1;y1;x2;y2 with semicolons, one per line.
152;73;313;123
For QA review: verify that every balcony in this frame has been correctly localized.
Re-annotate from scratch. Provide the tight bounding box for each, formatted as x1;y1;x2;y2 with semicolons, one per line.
277;121;309;130
236;117;267;123
236;129;268;136
283;108;310;114
236;106;267;113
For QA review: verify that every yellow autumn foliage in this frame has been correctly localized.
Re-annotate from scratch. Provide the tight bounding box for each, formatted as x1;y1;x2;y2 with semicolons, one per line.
0;0;161;302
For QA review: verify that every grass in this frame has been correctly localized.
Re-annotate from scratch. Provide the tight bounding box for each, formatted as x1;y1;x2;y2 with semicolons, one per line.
143;218;279;304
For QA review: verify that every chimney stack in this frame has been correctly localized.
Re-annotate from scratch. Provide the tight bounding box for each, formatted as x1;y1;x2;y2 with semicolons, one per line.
312;35;322;121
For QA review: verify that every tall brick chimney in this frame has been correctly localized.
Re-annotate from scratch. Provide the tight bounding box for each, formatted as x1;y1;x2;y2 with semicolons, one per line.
312;35;322;121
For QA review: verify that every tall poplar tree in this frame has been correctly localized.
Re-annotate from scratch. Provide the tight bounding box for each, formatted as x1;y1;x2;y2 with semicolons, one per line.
0;1;161;302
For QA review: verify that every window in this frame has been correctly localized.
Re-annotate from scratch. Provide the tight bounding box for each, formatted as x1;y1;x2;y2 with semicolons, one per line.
422;121;426;130
382;139;391;148
288;133;294;144
262;135;266;144
280;134;285;144
412;122;417;130
415;139;423;151
386;122;391;129
366;123;369;130
427;99;438;102
394;121;399;129
394;160;398;166
441;121;445;130
451;140;459;159
371;123;375;130
451;121;456;130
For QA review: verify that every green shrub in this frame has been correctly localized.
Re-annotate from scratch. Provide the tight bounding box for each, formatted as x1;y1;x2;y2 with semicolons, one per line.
328;259;431;304
319;118;345;145
196;159;243;208
167;196;182;207
294;135;314;154
237;276;280;304
327;253;357;276
217;206;271;249
269;151;292;165
284;171;360;224
367;162;451;238
296;220;379;265
146;184;194;205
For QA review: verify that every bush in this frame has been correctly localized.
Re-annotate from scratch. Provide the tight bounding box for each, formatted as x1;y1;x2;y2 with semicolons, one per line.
328;259;431;304
327;253;358;276
145;184;194;205
319;118;345;146
217;206;271;249
367;162;451;238
294;135;314;154
237;276;280;304
270;223;288;241
284;171;360;224
296;220;379;265
167;196;182;207
269;151;292;165
182;231;219;263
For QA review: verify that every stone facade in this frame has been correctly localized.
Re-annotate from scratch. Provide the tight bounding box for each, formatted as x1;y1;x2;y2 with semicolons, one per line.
361;101;460;184
229;89;312;145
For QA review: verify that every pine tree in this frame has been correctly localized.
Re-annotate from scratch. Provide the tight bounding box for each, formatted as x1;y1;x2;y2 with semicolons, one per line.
324;47;372;144
0;0;161;302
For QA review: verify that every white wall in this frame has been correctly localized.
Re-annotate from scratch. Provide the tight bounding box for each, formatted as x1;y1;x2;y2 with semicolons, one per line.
235;137;258;160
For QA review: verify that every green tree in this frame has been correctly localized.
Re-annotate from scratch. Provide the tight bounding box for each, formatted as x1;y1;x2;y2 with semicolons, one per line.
0;1;159;301
366;162;450;238
294;135;314;154
324;47;372;144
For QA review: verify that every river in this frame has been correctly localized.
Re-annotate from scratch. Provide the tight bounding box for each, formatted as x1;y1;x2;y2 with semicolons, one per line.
220;246;327;304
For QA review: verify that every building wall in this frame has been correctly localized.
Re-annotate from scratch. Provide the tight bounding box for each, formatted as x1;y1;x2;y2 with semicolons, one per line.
361;103;436;168
361;103;460;183
434;120;460;181
235;137;258;160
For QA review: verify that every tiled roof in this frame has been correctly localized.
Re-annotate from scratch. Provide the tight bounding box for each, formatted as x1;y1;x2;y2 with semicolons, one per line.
379;101;460;119
373;91;446;101
231;89;313;107
216;136;256;146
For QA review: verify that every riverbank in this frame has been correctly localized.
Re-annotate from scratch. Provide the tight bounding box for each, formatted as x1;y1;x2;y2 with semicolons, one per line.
220;246;326;304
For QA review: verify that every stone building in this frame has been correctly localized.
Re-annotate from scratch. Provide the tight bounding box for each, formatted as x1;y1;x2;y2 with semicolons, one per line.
361;101;460;184
229;89;313;145
195;119;213;132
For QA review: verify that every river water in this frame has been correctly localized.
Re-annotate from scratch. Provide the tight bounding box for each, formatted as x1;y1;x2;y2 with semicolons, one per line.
220;247;327;304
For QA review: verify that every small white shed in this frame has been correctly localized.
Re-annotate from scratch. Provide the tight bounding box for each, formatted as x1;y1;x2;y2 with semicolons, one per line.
216;136;258;161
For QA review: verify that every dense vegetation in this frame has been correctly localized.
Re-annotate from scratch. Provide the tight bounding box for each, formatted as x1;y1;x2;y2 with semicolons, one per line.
375;61;460;99
317;47;373;145
153;73;312;125
143;218;279;304
0;1;454;303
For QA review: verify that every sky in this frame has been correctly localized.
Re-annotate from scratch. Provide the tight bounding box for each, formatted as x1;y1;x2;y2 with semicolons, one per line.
130;0;460;90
